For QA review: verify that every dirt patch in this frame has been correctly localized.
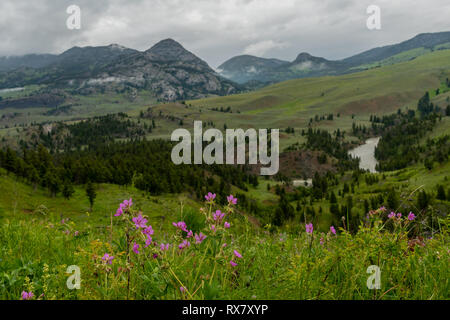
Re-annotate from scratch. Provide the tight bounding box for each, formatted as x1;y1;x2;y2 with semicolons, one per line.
249;150;336;178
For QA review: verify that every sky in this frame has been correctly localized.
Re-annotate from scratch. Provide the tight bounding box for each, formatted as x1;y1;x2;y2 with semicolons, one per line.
1;0;450;68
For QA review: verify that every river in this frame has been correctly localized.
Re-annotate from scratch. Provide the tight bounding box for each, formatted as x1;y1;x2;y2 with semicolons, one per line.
348;137;381;173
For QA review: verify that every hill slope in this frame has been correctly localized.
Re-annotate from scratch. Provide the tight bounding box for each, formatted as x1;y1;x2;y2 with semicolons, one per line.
188;49;450;131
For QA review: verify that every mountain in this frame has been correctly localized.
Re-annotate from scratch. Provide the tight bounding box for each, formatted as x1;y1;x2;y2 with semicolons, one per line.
0;54;58;72
219;52;346;84
95;39;240;101
281;52;346;76
3;32;450;100
0;39;240;101
217;55;289;84
35;44;139;85
0;44;138;91
219;31;450;85
343;31;450;66
144;39;210;67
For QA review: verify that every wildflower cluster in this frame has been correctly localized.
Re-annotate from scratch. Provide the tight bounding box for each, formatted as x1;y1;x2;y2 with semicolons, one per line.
103;193;242;298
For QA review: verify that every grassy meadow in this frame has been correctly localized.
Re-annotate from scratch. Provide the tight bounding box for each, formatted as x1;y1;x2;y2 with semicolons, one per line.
1;189;448;300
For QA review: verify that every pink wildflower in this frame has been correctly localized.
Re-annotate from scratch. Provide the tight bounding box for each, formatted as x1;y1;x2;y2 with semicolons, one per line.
145;235;152;248
21;291;34;300
230;261;238;267
330;226;336;235
388;212;396;219
227;195;238;205
408;212;416;221
205;192;216;202
122;198;133;208
213;210;225;222
224;222;231;229
102;253;114;265
233;250;243;259
172;221;188;232
178;240;191;250
160;243;170;251
142;225;154;236
194;232;207;244
132;214;148;229
306;223;314;234
115;207;123;217
132;242;140;254
115;198;133;217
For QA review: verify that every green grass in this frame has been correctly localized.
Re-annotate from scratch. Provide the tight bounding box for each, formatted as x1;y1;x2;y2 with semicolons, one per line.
0;200;448;300
0;168;200;232
351;47;433;71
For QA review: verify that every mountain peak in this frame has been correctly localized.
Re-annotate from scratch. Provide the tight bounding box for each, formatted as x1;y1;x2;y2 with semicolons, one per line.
293;52;326;63
295;52;313;60
145;38;209;67
108;43;129;51
146;38;185;53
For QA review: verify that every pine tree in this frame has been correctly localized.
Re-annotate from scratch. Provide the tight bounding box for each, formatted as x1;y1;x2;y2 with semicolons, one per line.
62;182;75;200
437;185;446;201
417;190;430;210
86;181;97;212
387;188;399;211
329;191;337;204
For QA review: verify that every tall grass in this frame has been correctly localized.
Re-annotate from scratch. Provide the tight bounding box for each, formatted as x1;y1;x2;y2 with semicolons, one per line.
0;196;448;300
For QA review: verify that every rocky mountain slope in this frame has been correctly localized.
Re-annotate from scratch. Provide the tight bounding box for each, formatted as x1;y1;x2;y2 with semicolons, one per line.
0;40;240;101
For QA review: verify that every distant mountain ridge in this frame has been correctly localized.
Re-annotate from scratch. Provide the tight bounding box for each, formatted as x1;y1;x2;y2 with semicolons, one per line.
219;31;450;84
0;54;58;72
343;31;450;66
2;32;450;100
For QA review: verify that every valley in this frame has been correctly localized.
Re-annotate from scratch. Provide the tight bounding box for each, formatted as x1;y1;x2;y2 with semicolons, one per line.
0;31;449;301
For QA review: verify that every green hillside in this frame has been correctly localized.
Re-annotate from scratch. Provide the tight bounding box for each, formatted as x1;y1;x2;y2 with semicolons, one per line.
186;49;450;132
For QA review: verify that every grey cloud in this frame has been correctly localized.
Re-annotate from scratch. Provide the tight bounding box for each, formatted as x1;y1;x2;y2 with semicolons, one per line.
0;0;449;67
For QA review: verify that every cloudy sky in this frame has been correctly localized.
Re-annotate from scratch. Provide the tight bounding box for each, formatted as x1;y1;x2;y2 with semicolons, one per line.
1;0;449;67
